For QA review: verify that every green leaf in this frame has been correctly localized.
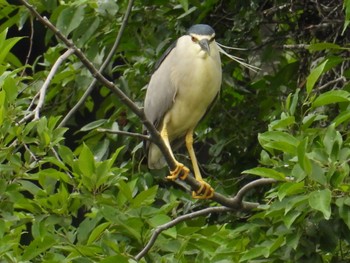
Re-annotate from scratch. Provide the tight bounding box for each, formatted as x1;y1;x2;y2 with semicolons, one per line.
74;17;100;47
3;76;17;102
178;0;189;11
336;197;350;229
22;235;56;260
268;235;285;255
306;58;343;94
19;180;42;196
323;123;342;156
306;59;328;94
307;43;342;51
117;180;133;201
289;89;300;116
78;143;95;177
0;28;23;65
242;167;285;180
80;119;107;131
269;116;295;130
56;5;85;36
0;90;6;126
240;246;268;261
100;255;129;263
283;210;302;228
333;110;350;127
309;160;327;185
308;189;332;220
87;222;111;245
258;131;299;154
278;182;304;201
58;145;75;167
297;138;312;175
131;185;158;208
342;0;350;34
312;90;350;108
301;113;327;130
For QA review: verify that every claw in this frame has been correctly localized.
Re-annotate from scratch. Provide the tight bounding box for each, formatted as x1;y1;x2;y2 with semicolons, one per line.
166;162;190;181
192;180;214;199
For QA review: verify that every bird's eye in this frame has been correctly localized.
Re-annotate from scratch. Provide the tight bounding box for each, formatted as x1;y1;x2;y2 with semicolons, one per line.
191;36;198;43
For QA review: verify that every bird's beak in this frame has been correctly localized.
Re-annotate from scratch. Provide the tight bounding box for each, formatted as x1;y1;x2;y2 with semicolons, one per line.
199;39;210;54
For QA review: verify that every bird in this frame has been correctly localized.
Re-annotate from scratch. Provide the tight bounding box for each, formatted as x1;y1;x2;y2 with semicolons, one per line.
143;24;222;199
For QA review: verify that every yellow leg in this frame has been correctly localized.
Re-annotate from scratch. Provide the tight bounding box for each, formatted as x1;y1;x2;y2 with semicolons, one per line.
160;121;189;181
185;130;214;199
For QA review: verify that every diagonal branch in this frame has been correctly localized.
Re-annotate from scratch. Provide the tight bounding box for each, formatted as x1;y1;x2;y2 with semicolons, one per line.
58;0;135;127
19;48;75;124
134;206;232;261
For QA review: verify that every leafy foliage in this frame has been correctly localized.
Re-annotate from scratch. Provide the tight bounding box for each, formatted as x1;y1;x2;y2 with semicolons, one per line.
1;0;350;262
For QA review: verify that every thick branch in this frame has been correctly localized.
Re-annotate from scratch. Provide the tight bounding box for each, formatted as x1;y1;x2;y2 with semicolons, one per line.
234;178;277;203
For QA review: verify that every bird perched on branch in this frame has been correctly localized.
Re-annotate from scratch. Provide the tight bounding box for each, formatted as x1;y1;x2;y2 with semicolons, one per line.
144;24;222;199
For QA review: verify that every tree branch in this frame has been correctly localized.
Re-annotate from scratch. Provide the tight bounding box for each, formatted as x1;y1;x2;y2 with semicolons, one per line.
58;0;135;127
134;206;232;261
234;178;277;203
97;128;151;141
19;48;74;123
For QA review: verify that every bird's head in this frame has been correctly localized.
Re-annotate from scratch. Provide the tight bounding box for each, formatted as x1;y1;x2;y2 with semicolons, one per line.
186;24;216;56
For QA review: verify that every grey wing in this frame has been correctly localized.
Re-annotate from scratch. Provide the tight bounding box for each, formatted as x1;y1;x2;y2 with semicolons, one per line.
144;41;178;128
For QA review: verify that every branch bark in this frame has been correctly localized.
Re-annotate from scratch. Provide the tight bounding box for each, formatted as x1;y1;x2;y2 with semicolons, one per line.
97;128;151;141
19;48;74;124
134;206;232;261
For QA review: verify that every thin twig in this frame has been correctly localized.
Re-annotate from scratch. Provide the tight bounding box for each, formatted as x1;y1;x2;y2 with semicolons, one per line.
134;206;232;261
317;76;346;91
283;44;310;49
58;0;135;127
97;128;151;141
20;16;34;77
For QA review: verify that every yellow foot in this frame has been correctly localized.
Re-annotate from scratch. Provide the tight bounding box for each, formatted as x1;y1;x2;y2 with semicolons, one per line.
166;163;190;181
192;180;214;199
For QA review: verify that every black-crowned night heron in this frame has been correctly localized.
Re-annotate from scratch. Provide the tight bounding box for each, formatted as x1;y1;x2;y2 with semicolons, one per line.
144;24;222;199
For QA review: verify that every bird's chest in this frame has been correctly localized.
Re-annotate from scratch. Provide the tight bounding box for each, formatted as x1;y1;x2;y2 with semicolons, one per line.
175;57;220;104
166;57;221;138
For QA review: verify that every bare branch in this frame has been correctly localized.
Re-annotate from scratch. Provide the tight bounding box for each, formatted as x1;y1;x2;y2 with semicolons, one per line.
283;44;310;49
134;206;232;261
317;76;346;91
19;48;74;123
97;128;151;141
58;0;135;127
20;16;34;77
34;49;75;120
234;178;277;203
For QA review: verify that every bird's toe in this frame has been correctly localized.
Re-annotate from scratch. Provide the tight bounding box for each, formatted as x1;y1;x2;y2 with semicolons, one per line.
192;180;214;199
166;162;190;181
